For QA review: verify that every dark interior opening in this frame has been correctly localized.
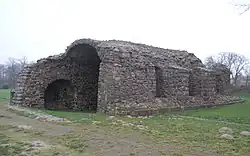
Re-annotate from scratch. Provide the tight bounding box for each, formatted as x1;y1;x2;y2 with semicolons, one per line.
44;79;75;110
155;66;164;97
66;44;101;111
188;75;193;96
189;74;197;96
216;75;222;93
43;44;101;112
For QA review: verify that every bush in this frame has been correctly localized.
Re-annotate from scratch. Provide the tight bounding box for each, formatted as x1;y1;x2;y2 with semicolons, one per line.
1;84;9;89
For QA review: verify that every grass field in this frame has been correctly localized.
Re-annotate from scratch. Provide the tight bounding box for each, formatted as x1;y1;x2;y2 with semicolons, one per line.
0;89;10;101
181;93;250;124
40;92;250;125
1;89;250;155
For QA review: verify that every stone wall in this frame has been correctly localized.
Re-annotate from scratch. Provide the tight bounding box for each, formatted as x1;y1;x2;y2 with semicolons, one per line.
10;65;33;106
12;43;102;111
128;95;243;116
215;70;231;94
101;63;156;114
156;65;190;97
189;67;217;97
96;46;157;113
10;38;236;116
18;57;100;110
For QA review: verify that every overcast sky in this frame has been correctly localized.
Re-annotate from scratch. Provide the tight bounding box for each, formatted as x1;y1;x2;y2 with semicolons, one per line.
0;0;250;64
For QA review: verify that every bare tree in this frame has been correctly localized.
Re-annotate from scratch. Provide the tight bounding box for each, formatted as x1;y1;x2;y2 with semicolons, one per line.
17;56;28;69
244;65;250;87
3;57;29;88
0;64;5;87
239;4;250;15
231;1;250;15
205;52;237;70
205;52;249;86
5;58;19;88
232;54;249;86
204;56;216;69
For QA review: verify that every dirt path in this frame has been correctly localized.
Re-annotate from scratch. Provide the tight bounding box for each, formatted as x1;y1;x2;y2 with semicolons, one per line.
0;102;218;156
0;107;73;136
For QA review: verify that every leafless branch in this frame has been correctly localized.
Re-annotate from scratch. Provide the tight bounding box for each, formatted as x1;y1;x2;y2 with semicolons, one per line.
205;52;249;86
0;57;29;88
233;2;250;15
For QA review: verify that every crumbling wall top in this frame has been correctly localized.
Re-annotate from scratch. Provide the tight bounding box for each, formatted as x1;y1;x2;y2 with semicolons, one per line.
32;38;205;70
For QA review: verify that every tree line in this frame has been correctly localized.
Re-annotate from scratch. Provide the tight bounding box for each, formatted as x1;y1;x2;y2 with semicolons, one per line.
0;57;29;89
204;52;250;87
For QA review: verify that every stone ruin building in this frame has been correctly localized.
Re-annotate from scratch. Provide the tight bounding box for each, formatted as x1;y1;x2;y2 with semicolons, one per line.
10;38;240;116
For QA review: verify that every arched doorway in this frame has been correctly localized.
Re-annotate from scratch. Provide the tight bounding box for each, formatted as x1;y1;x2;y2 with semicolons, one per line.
66;44;101;112
44;79;75;110
42;43;101;112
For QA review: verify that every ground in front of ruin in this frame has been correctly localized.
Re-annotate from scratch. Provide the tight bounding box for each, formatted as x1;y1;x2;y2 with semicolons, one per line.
1;89;250;156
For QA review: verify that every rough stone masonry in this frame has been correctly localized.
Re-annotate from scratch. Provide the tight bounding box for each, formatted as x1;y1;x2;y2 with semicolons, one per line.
10;38;241;116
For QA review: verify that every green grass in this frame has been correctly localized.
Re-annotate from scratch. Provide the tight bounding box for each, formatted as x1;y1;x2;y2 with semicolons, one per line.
60;134;89;153
180;92;250;124
31;92;250;155
0;126;32;156
0;133;28;156
1;89;250;155
34;92;250;126
0;89;10;101
51;112;250;155
39;109;106;123
141;115;250;155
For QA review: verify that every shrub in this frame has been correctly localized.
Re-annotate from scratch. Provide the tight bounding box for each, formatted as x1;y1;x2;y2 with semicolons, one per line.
1;84;9;89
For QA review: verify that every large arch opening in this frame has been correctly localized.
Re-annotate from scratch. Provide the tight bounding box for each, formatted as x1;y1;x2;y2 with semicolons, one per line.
43;43;101;111
65;44;101;111
44;79;75;110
